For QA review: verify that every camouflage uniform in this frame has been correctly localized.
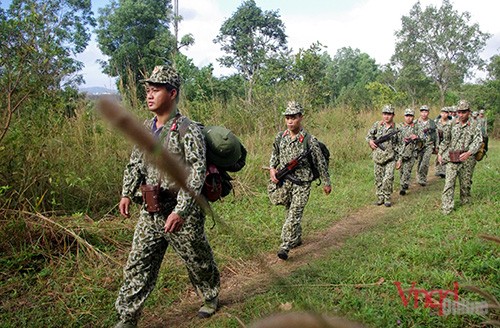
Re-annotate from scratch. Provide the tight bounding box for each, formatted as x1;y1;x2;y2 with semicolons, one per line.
438;101;483;214
477;110;487;137
397;110;418;193
270;105;330;253
415;109;437;185
115;67;220;326
366;107;400;205
435;109;452;177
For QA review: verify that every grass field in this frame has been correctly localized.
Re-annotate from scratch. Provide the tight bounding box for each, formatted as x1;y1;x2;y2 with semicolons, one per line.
0;105;498;328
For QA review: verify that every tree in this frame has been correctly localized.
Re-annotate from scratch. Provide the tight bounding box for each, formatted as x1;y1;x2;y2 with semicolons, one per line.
0;0;95;143
327;47;380;109
487;54;500;80
393;0;491;106
292;42;332;106
213;0;288;103
96;0;182;102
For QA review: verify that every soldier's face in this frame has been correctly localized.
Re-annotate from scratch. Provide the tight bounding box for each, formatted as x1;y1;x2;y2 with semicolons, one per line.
382;113;394;123
457;110;470;123
420;110;429;119
145;84;177;113
285;114;303;132
404;115;414;124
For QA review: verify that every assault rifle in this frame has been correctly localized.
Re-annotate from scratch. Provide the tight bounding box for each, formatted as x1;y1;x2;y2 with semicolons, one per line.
373;129;400;151
275;148;312;186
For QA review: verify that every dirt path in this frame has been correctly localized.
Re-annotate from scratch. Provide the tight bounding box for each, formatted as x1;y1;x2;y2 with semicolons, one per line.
144;174;442;328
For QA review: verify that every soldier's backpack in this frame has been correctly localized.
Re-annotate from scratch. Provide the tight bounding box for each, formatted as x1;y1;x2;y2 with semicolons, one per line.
304;133;330;183
475;136;488;161
178;119;246;202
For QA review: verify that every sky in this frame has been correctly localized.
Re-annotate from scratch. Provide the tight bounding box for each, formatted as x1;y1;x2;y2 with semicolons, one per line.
4;0;500;89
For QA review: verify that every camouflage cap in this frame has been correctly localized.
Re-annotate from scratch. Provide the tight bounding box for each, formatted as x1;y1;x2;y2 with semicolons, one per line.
404;108;415;116
140;65;181;89
283;101;304;116
450;106;457;113
479;109;485;114
382;105;394;114
457;100;470;111
472;111;478;117
441;107;449;112
419;105;429;111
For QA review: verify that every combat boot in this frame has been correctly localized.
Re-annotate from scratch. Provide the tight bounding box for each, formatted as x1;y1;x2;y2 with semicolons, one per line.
198;297;219;318
277;249;289;260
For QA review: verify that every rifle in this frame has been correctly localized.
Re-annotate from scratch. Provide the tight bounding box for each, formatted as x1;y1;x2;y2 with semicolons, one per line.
275;148;312;186
373;129;399;151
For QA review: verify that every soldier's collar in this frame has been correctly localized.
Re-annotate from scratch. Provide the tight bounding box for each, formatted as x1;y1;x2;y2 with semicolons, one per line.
283;129;306;143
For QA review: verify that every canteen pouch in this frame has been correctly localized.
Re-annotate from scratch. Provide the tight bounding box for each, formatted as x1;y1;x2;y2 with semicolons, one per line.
141;184;162;213
449;150;464;163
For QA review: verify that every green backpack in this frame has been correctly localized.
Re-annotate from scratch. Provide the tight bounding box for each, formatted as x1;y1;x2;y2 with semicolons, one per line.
178;118;246;201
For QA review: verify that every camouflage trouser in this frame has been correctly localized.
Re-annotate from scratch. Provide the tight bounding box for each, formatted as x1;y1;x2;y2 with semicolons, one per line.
280;182;311;251
374;160;396;202
442;157;477;214
416;146;433;184
399;156;416;190
115;205;220;324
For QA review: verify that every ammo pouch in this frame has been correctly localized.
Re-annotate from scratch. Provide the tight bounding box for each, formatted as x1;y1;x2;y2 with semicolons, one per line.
141;184;162;213
449;150;465;163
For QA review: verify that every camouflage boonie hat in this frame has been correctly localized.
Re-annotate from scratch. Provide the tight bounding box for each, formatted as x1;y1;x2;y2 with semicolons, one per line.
420;105;429;111
457;100;470;111
381;105;394;114
141;65;181;89
404;108;415;116
283;101;304;116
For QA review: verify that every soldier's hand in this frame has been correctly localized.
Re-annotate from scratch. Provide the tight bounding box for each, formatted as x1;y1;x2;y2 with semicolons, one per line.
459;151;471;162
164;212;185;233
396;160;402;170
323;185;332;195
369;140;378;150
270;168;279;184
119;197;131;218
437;154;443;164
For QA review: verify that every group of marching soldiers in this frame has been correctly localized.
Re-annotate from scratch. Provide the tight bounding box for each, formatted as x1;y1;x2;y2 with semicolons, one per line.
366;100;487;215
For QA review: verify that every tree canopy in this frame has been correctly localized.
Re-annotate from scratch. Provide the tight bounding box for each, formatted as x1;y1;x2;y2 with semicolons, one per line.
392;0;490;106
0;0;95;143
95;0;177;100
213;0;288;102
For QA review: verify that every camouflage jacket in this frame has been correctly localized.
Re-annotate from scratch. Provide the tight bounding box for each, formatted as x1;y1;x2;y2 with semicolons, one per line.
438;118;483;161
366;121;401;164
416;118;437;148
397;122;418;160
476;117;487;137
435;118;452;145
270;129;331;186
121;110;206;218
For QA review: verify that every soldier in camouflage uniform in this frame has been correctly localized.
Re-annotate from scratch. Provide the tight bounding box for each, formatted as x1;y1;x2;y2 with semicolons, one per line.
115;65;220;327
477;109;488;137
435;107;452;178
269;101;331;260
366;105;401;207
396;108;418;195
415;105;437;186
438;100;483;215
